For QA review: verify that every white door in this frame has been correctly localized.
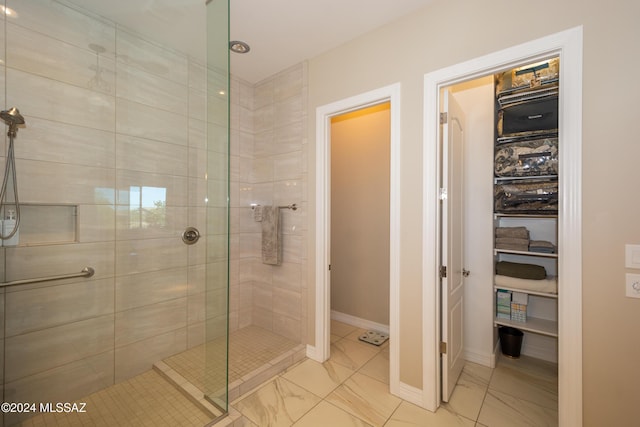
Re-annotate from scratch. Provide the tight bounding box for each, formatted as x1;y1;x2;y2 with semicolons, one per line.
440;90;466;402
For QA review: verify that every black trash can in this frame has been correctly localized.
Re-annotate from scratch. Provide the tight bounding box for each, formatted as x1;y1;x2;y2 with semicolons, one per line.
499;326;524;358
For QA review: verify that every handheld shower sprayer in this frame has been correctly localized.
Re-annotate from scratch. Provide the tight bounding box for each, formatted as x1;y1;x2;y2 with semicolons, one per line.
0;107;25;137
0;107;25;242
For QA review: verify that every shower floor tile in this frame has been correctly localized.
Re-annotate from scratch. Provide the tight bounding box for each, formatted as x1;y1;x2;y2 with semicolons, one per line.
13;326;303;427
15;370;214;427
163;325;303;393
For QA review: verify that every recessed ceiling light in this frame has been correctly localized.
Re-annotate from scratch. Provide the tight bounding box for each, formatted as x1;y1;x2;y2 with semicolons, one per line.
229;41;250;54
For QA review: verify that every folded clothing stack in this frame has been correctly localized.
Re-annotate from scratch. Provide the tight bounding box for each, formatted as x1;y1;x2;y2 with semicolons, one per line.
495;226;529;251
495;260;546;280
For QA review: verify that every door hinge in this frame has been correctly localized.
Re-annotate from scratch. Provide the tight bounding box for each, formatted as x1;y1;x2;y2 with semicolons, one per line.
440;112;448;124
439;188;447;200
440;341;447;354
440;266;447;278
328;264;331;271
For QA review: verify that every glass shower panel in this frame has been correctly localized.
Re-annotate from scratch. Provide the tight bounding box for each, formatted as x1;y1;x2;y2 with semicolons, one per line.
0;0;229;424
204;0;230;412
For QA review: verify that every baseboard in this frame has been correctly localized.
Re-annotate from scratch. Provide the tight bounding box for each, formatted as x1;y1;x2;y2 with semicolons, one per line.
306;344;322;362
492;340;500;368
463;349;494;368
392;381;424;407
331;310;390;335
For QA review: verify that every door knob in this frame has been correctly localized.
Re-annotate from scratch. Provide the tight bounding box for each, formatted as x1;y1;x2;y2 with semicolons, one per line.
462;269;470;277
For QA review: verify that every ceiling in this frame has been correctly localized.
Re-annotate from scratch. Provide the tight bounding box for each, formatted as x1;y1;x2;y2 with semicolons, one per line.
65;0;433;84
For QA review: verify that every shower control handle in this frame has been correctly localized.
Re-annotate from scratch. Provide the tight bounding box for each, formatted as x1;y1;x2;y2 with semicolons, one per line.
182;227;200;245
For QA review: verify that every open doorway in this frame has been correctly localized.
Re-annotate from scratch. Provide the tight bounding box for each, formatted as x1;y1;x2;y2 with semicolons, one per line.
330;103;391;332
312;83;403;398
423;27;583;424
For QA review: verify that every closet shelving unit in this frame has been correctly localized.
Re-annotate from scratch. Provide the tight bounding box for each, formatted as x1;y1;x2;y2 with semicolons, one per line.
493;59;560;342
493;213;558;337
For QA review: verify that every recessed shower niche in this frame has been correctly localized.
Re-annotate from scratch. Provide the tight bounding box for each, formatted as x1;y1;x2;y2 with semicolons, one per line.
2;204;77;246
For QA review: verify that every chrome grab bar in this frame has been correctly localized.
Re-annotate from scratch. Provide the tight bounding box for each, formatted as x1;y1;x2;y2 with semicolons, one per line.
0;267;95;287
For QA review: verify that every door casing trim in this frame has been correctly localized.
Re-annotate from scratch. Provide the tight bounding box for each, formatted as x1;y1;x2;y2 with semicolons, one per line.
311;82;403;398
422;26;583;425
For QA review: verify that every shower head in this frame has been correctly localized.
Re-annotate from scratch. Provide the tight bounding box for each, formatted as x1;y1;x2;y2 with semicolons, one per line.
1;107;25;126
1;107;25;136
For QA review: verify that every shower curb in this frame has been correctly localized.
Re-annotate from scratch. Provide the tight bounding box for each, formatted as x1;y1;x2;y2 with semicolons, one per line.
153;360;223;418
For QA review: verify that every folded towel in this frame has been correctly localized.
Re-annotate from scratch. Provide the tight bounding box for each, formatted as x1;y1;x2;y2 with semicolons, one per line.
495;243;530;252
529;240;556;254
495;237;529;251
495;274;558;294
495;226;530;239
495;261;546;280
261;206;281;265
496;237;530;245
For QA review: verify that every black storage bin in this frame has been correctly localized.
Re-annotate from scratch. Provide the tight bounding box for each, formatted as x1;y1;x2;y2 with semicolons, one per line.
497;95;558;137
499;326;524;358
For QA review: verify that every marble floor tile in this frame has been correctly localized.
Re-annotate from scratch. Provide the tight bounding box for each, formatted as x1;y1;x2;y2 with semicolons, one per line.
330;333;342;343
489;358;557;410
281;358;354;398
444;363;491;421
358;348;389;384
331;320;357;337
330;339;380;371
294;401;372;427
234;377;321;427
325;372;401;426
384;401;475;427
477;388;558;427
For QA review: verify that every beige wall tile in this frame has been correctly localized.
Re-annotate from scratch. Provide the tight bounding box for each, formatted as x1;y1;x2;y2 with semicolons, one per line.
115;268;188;312
115;297;187;347
115;328;187;382
5;315;114;382
78;204;116;243
116;98;188;145
10;1;116;53
7;68;115;131
7;22;115;95
115;169;188;207
189;117;207;150
188;60;206;92
116;134;188;176
16;159;115;205
117;63;187;112
5;278;114;336
116;29;187;84
15;117;115;168
4;351;114;425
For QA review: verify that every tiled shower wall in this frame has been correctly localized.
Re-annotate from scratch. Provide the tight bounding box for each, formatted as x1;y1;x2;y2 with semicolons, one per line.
0;0;213;415
231;64;308;344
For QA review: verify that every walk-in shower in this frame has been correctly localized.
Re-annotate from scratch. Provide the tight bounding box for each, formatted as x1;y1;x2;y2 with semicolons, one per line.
0;107;24;242
1;0;230;426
